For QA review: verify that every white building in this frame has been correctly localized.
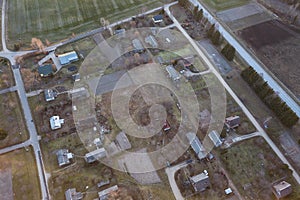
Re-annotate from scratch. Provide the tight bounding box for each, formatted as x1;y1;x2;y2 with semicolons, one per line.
50;116;64;130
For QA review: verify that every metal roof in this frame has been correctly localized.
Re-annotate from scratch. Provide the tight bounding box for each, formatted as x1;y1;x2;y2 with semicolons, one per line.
58;51;79;65
166;65;180;81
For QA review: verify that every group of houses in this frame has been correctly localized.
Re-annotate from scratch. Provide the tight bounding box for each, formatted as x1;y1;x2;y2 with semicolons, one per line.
38;51;79;77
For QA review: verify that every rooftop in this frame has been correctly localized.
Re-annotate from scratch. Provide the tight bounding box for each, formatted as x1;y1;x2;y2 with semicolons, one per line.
98;185;118;200
65;188;83;200
166;65;181;81
44;89;56;102
186;132;206;159
58;51;79;65
115;131;131;151
145;35;158;48
38;64;53;77
50;116;64;130
56;149;73;167
85;148;107;163
208;130;222;147
132;39;144;51
152;14;163;23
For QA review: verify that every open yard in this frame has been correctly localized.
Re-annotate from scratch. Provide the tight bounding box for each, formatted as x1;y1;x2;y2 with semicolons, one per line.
0;58;14;89
219;137;300;200
238;19;300;100
6;0;167;49
0;92;28;148
202;0;249;11
0;148;41;200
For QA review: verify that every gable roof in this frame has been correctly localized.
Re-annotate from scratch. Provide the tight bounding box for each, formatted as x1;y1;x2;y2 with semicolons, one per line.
38;64;53;77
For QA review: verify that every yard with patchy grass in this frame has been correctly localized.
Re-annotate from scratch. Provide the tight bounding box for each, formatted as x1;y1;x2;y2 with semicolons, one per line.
7;0;169;49
0;92;28;148
0;148;41;200
0;58;14;89
219;137;300;200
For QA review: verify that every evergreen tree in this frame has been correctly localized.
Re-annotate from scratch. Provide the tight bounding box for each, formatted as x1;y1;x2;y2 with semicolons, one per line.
207;24;215;38
193;6;199;16
211;30;220;45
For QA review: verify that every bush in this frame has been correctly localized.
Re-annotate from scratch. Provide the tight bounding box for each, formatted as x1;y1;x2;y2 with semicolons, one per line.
0;129;8;140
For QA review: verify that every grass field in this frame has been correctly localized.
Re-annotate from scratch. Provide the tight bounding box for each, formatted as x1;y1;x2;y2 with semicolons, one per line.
202;0;249;11
219;138;300;200
7;0;167;49
0;92;28;148
0;148;41;200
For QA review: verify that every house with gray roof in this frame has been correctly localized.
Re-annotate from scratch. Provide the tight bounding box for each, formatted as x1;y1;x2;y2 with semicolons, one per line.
56;149;73;167
84;148;107;163
132;39;144;52
44;89;57;102
186;132;207;160
190;171;210;192
208;130;222;147
145;35;158;48
65;188;83;200
98;185;118;200
58;51;79;65
166;65;181;81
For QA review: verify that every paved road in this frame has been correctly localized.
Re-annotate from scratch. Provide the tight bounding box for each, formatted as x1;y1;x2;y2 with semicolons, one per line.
189;0;300;117
165;161;190;200
165;3;300;185
0;86;17;94
0;140;31;154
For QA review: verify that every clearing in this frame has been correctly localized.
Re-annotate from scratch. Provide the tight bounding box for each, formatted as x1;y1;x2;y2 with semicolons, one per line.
0;58;14;89
0;147;41;200
0;92;28;148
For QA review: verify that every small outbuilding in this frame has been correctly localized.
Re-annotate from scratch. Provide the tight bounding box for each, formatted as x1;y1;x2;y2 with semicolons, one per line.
50;116;64;130
273;181;292;199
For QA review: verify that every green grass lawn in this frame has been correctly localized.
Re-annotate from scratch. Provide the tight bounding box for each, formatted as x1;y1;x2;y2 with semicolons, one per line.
202;0;249;11
0;148;41;200
7;0;165;49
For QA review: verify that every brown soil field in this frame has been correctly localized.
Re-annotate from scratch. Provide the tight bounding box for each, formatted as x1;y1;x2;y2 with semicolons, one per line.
238;20;300;99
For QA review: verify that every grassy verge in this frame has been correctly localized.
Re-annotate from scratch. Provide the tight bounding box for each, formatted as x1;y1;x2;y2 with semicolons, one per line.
0;147;41;200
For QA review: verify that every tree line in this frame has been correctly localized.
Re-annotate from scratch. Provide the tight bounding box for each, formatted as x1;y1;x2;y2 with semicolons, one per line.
241;66;299;127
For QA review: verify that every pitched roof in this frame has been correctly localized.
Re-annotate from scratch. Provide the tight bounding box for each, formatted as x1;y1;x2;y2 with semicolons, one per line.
38;64;53;77
58;51;79;65
44;89;56;102
84;148;107;163
208;130;222;147
152;14;163;23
